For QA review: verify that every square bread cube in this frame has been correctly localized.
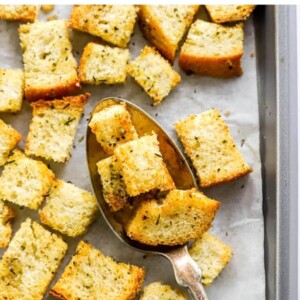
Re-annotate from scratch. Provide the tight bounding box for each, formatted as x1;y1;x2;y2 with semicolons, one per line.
69;5;138;48
0;69;24;113
50;241;145;300
97;156;129;212
25;94;89;163
39;179;98;237
0;149;55;209
0;200;15;248
89;102;138;155
0;119;22;166
19;20;80;101
79;43;130;85
189;232;233;285
0;5;39;22
140;282;186;300
114;133;175;197
206;5;256;23
179;20;244;77
0;218;68;300
127;46;181;105
174;109;252;188
138;5;200;63
125;188;220;246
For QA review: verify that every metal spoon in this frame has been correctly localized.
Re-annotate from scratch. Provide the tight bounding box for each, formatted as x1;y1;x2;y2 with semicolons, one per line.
86;97;208;300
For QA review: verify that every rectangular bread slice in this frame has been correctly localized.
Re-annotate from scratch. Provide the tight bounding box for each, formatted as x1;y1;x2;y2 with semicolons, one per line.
0;149;55;209
127;46;181;105
179;20;244;77
125;188;220;246
97;156;129;212
0;119;22;166
138;5;200;63
0;200;15;248
79;42;130;85
206;5;256;23
69;5;138;48
0;69;24;113
0;5;39;22
39;179;98;237
114;133;175;197
0;218;68;300
50;241;145;300
25;94;89;163
189;232;233;285
19;19;80;101
174;109;252;187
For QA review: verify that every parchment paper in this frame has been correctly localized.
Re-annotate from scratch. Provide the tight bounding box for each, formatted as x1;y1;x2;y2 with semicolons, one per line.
0;5;265;300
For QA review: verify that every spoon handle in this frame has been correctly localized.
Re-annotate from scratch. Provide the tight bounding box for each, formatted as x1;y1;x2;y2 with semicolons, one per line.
164;245;208;300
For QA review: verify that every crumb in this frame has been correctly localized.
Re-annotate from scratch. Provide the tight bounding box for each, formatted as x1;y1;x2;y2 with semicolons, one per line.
41;5;55;13
240;139;245;147
241;184;245;189
224;110;230;116
250;52;255;58
47;14;58;21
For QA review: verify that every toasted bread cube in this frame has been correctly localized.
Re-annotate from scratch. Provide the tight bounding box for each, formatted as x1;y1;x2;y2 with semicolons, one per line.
69;5;138;48
126;189;220;246
0;200;15;248
189;232;233;285
25;94;89;163
19;20;80;101
50;241;145;300
0;218;67;299
0;69;24;113
127;46;181;105
0;149;55;209
138;5;200;63
141;282;187;300
0;5;39;22
179;20;244;78
89;103;138;155
0;119;22;166
97;156;129;212
174;109;252;187
79;43;130;85
114;134;175;197
39;180;98;237
206;5;255;23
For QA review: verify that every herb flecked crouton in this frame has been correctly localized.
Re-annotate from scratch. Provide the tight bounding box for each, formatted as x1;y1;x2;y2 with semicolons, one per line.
0;200;15;248
179;20;244;77
174;109;252;187
0;5;39;22
50;241;145;300
189;232;233;285
25;94;89;163
0;218;68;300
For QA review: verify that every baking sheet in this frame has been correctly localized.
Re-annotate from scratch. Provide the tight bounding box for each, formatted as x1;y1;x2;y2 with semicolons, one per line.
0;5;265;300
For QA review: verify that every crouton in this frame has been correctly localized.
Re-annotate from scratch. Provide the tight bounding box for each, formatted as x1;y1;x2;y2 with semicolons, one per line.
206;5;256;23
25;94;89;163
19;20;80;101
174;109;252;187
138;5;200;63
189;232;233;285
0;200;15;248
0;69;24;113
140;282;187;300
125;188;220;246
0;218;68;300
41;5;55;13
114;133;175;197
0;119;22;166
179;20;244;77
69;5;138;48
0;5;39;22
79;42;130;85
39;179;98;237
50;241;145;300
127;46;181;105
89;102;138;155
97;156;129;212
0;149;55;209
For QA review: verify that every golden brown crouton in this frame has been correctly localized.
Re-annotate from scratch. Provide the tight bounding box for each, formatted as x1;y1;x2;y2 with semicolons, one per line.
0;200;15;248
0;5;39;22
